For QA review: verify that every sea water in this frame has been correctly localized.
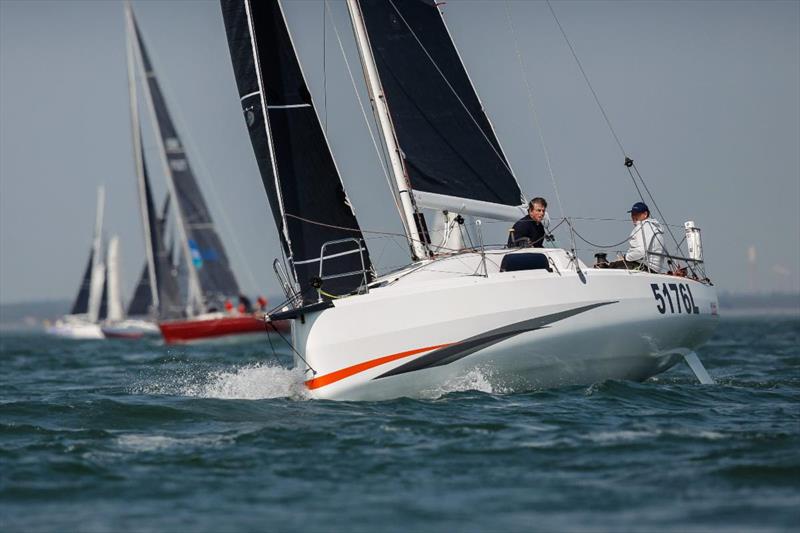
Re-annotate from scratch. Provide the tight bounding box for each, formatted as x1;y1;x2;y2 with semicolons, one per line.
1;317;798;532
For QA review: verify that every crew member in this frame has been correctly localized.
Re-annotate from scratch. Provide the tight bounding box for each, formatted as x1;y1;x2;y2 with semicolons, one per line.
601;201;665;272
507;197;548;248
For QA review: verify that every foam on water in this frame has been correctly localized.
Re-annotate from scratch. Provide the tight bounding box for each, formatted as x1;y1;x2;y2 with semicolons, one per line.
588;428;727;444
116;433;232;452
421;367;508;398
135;362;309;400
184;363;310;400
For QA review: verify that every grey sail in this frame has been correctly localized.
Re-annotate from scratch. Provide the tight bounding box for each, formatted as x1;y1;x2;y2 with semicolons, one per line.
220;0;374;303
357;0;524;212
131;12;241;310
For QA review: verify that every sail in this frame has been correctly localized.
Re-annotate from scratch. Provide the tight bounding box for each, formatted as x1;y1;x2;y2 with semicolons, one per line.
131;12;241;310
97;269;109;321
70;251;94;315
127;189;181;318
126;263;151;317
356;0;525;219
86;187;106;324
220;0;374;302
106;236;125;322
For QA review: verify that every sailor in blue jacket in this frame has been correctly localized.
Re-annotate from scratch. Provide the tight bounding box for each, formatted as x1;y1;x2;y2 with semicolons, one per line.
508;197;548;248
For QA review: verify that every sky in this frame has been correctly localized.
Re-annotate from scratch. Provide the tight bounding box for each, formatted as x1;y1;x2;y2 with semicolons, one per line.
1;0;798;305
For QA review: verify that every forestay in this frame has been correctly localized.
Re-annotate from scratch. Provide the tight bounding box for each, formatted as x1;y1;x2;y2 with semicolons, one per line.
221;0;374;303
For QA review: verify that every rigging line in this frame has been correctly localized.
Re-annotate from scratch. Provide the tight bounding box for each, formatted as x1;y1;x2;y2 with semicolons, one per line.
285;213;402;238
503;1;565;218
283;213;452;254
568;222;633;249
265;318;278;359
386;0;516;179
630;162;699;278
626;164;645;202
285;212;477;256
504;0;580;260
270;324;316;375
325;0;406;232
564;215;691;231
546;0;625;159
546;0;645;203
322;0;328;134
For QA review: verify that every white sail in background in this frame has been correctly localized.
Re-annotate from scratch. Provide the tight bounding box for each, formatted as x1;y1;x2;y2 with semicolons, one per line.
106;236;125;322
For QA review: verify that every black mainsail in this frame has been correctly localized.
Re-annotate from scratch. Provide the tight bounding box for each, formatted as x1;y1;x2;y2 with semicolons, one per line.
221;0;373;302
130;11;241;312
355;0;525;219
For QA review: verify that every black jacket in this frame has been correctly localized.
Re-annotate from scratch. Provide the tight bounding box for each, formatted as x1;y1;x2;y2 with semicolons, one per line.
507;216;545;248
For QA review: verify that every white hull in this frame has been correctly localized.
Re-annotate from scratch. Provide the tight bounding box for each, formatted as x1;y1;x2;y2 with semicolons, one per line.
46;315;104;339
292;249;719;401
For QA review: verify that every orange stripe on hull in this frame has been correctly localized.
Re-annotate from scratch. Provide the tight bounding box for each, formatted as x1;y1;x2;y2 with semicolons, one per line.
305;343;453;390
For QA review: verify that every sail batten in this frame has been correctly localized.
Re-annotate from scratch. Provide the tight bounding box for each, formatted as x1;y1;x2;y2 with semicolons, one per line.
221;0;374;302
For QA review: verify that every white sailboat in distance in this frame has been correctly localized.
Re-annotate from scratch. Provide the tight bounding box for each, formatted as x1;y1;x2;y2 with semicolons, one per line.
47;186;107;340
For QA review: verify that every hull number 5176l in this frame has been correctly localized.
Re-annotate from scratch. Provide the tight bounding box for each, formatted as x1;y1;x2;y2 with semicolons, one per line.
650;283;700;314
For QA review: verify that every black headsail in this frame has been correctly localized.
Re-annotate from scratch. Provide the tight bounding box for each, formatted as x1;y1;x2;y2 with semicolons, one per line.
69;250;94;315
126;262;151;317
131;12;241;311
220;0;373;302
356;0;525;218
98;275;108;321
127;171;182;319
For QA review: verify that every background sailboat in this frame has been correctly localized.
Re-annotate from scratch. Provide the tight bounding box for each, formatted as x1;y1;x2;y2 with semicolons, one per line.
100;234;162;339
125;3;285;343
46;187;107;339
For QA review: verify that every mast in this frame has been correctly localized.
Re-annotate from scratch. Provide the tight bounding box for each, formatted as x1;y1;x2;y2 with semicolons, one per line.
124;1;159;312
345;0;428;261
87;186;106;324
129;13;206;316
